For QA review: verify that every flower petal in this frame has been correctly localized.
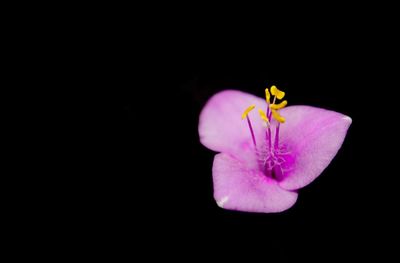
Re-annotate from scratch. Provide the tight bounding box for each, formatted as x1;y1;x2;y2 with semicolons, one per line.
199;90;266;158
278;106;352;190
212;153;298;213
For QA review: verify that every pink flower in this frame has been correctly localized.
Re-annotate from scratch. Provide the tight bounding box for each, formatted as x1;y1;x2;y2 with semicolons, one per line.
198;87;352;213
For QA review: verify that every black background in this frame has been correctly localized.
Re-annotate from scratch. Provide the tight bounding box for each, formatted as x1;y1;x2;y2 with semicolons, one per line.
33;5;397;261
102;34;394;260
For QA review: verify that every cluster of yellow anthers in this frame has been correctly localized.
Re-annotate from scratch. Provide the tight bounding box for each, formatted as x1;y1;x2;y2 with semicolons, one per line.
241;86;287;124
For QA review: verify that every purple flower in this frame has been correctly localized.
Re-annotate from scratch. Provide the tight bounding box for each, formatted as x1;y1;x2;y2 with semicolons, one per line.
198;87;351;213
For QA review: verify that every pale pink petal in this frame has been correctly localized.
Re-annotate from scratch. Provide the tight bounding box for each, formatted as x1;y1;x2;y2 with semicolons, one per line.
198;90;267;162
278;106;352;190
212;153;298;213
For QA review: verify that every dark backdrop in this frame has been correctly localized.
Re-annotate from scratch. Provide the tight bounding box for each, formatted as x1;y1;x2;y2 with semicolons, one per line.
103;50;389;261
68;7;397;261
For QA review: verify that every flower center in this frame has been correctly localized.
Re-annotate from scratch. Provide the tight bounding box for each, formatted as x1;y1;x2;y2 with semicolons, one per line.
242;85;291;180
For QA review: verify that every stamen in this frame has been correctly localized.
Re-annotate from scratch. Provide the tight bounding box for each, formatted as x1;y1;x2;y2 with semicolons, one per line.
241;86;290;180
259;109;272;151
265;88;271;119
269;96;277;120
270;100;287;110
271;109;286;123
271;85;285;100
258;109;270;124
241;104;256;119
265;88;271;104
246;116;257;147
242;105;257;147
274;124;280;149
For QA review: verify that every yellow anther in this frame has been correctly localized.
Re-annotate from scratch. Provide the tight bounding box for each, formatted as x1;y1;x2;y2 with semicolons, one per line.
265;88;271;104
271;85;285;100
270;100;288;110
258;109;270;123
242;104;256;119
271;109;286;123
